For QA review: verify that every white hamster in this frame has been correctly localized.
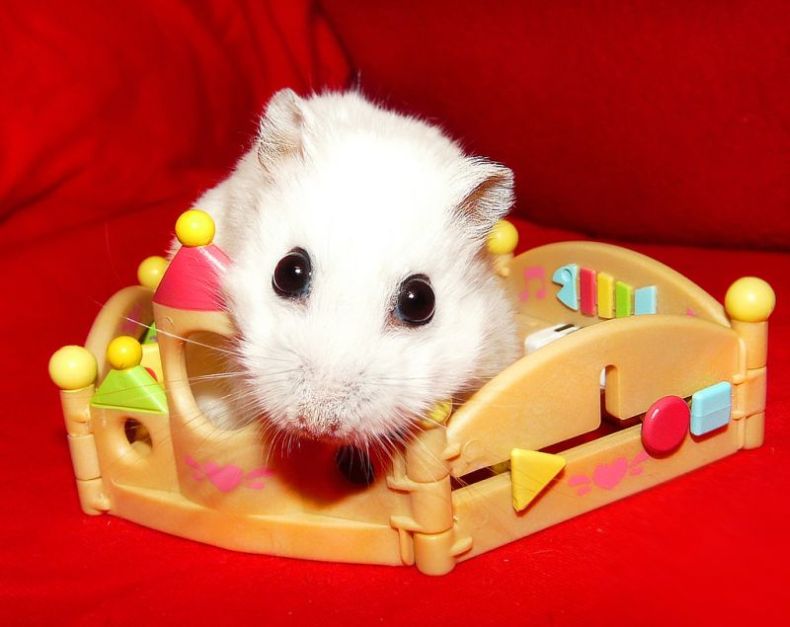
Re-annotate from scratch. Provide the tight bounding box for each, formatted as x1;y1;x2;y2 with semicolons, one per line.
193;89;519;450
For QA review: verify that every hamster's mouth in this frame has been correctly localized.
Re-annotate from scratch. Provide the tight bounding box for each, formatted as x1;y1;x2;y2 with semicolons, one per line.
282;413;415;449
291;415;348;443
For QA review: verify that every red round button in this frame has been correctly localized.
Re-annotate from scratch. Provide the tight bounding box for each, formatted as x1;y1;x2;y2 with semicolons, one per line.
642;396;690;455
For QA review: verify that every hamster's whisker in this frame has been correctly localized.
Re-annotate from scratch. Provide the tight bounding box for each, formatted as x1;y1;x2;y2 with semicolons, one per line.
114;316;246;359
177;371;250;383
156;331;243;357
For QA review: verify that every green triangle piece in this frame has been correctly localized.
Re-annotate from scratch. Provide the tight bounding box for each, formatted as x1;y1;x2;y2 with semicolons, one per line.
511;449;566;512
91;365;168;414
141;323;158;344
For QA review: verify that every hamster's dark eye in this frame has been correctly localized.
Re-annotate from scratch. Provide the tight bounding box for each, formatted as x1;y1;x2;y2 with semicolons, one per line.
272;248;312;298
395;274;435;326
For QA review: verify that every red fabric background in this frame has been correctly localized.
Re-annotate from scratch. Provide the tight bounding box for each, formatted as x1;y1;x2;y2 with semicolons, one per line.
322;0;790;249
0;0;347;249
1;2;788;625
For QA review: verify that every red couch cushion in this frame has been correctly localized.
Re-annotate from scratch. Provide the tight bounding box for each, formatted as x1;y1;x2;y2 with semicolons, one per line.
321;0;790;249
0;0;348;248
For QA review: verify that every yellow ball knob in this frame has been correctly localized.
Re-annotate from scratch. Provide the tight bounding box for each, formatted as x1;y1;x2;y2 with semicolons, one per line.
487;219;519;255
175;209;215;247
725;277;776;323
106;336;143;370
137;255;168;290
427;399;453;424
49;345;98;390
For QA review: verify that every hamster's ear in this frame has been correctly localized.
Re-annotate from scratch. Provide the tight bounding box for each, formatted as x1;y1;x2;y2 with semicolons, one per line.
256;89;306;172
453;158;515;241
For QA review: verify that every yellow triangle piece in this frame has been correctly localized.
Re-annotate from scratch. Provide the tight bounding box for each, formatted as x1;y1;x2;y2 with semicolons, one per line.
511;449;566;512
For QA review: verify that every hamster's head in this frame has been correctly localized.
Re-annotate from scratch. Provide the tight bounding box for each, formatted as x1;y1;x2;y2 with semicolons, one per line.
218;90;517;449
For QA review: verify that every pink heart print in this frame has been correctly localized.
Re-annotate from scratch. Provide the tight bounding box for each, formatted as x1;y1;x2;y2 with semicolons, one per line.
203;462;245;493
591;457;628;490
185;456;273;492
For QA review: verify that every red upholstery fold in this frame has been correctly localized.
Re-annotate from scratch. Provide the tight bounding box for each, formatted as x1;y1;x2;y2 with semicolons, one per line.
0;0;349;248
321;0;790;249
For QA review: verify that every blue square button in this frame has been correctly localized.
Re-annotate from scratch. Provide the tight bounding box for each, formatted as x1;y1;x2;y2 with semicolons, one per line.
635;286;657;315
690;381;732;436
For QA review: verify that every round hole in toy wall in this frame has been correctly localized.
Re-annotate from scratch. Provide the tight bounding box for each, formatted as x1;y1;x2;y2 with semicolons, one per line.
124;418;152;456
184;332;252;431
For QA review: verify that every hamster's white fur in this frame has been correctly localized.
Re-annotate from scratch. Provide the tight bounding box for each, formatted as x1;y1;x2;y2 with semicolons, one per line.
194;90;519;448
